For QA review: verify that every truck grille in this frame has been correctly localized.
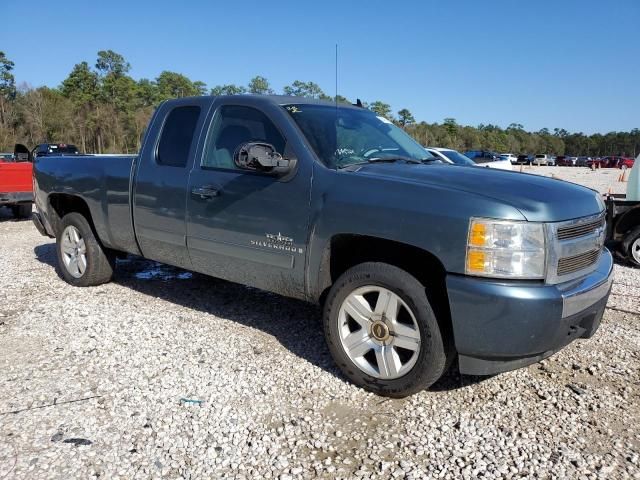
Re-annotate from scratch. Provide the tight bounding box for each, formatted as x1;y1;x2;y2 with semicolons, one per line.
557;249;601;276
556;215;605;240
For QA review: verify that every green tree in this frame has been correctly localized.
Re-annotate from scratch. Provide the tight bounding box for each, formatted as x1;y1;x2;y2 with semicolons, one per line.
135;79;159;107
247;76;273;95
443;118;458;137
156;71;204;100
369;101;392;119
0;51;16;127
211;84;246;96
95;50;130;77
397;108;415;127
283;80;326;99
61;61;100;103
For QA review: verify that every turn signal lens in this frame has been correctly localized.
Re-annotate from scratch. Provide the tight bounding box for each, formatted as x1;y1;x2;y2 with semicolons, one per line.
469;222;487;246
467;250;486;271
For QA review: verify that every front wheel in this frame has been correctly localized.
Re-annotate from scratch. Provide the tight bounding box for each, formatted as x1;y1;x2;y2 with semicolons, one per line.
56;212;115;286
323;262;450;397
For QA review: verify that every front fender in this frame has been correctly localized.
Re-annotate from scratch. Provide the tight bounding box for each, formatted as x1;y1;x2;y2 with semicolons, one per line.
305;165;525;299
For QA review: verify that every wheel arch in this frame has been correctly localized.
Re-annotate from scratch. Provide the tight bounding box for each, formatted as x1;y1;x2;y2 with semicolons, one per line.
47;193;99;240
614;206;640;238
315;234;453;343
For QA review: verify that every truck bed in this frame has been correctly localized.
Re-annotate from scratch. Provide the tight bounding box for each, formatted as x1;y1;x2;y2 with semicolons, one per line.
34;154;139;254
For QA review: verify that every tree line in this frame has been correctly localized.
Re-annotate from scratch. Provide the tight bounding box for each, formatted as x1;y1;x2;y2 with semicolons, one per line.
0;50;638;157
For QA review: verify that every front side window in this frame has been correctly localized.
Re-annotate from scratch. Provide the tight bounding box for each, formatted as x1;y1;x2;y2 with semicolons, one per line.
202;105;285;169
157;106;201;167
284;104;433;169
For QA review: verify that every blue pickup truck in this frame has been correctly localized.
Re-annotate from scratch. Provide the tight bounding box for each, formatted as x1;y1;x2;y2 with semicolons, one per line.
32;95;613;397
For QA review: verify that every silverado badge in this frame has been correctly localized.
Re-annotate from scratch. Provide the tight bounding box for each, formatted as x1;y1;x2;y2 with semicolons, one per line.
251;232;303;254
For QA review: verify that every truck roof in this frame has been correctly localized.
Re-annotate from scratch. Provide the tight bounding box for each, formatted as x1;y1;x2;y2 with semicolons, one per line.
164;94;364;110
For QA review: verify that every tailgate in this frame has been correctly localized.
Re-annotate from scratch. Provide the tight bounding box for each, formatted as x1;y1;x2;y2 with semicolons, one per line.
0;162;33;193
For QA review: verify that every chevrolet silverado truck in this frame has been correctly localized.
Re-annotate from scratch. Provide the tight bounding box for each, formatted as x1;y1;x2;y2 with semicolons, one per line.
32;95;613;397
0;146;33;218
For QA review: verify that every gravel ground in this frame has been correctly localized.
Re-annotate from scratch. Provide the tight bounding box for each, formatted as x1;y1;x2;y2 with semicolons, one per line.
1;168;639;479
516;165;631;195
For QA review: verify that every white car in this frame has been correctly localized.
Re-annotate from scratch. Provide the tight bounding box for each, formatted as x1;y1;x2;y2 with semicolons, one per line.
500;153;518;164
533;154;552;166
427;147;512;171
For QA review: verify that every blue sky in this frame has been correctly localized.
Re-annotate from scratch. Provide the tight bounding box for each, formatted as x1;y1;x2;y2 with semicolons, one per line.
3;0;639;134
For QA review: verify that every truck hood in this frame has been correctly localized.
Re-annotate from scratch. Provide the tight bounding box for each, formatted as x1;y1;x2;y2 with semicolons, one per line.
351;163;603;222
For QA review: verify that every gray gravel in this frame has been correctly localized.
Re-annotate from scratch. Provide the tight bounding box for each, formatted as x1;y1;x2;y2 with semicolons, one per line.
518;165;631;195
1;169;639;479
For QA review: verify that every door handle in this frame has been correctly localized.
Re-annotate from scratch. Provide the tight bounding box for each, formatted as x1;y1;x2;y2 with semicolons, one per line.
191;185;220;199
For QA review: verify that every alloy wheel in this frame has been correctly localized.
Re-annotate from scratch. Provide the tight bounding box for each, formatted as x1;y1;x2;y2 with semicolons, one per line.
337;286;421;379
61;225;87;278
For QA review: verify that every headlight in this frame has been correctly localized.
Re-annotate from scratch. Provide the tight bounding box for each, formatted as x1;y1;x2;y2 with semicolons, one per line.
466;218;546;279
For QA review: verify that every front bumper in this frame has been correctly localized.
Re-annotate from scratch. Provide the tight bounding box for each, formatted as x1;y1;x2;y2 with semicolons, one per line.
447;248;613;375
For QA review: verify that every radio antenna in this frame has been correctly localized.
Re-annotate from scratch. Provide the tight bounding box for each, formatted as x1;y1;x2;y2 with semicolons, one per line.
335;43;338;111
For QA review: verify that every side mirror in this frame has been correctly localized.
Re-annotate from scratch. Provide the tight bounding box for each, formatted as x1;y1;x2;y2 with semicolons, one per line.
234;142;292;175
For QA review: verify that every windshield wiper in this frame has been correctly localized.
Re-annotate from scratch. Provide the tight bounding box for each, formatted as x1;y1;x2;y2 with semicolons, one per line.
367;156;422;164
338;156;437;170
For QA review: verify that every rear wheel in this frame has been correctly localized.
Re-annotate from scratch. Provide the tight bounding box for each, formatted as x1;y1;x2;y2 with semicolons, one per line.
323;262;450;397
56;212;115;286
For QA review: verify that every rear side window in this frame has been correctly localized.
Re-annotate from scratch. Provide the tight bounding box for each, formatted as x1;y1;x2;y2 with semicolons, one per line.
157;106;201;167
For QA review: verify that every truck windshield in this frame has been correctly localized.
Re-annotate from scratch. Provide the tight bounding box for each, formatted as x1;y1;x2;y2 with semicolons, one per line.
283;104;434;169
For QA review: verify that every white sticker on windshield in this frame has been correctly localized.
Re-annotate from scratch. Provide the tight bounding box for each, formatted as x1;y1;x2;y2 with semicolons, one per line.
376;115;392;124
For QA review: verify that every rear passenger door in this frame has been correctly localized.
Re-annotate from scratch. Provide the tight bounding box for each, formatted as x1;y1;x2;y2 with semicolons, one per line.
133;99;210;269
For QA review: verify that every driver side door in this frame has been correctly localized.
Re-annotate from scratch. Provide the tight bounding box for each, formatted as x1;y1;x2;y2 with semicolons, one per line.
186;103;312;298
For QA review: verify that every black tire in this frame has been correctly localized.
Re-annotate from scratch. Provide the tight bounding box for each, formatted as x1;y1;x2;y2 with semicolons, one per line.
11;203;32;219
623;227;640;268
56;212;115;286
323;262;450;397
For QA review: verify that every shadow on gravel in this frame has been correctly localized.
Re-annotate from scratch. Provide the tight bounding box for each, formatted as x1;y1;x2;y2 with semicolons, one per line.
34;244;339;379
0;206;32;223
33;243;489;392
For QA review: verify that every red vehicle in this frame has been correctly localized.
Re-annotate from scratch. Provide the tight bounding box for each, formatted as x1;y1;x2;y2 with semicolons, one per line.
0;145;33;218
588;156;635;169
556;155;578;166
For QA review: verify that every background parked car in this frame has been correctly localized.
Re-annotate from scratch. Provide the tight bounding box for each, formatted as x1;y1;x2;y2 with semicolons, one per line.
576;156;591;167
463;149;512;170
556;155;578;166
587;156;635;169
515;154;533;165
611;157;635;170
425;147;475;166
500;153;518;164
533;154;553;166
30;143;79;161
